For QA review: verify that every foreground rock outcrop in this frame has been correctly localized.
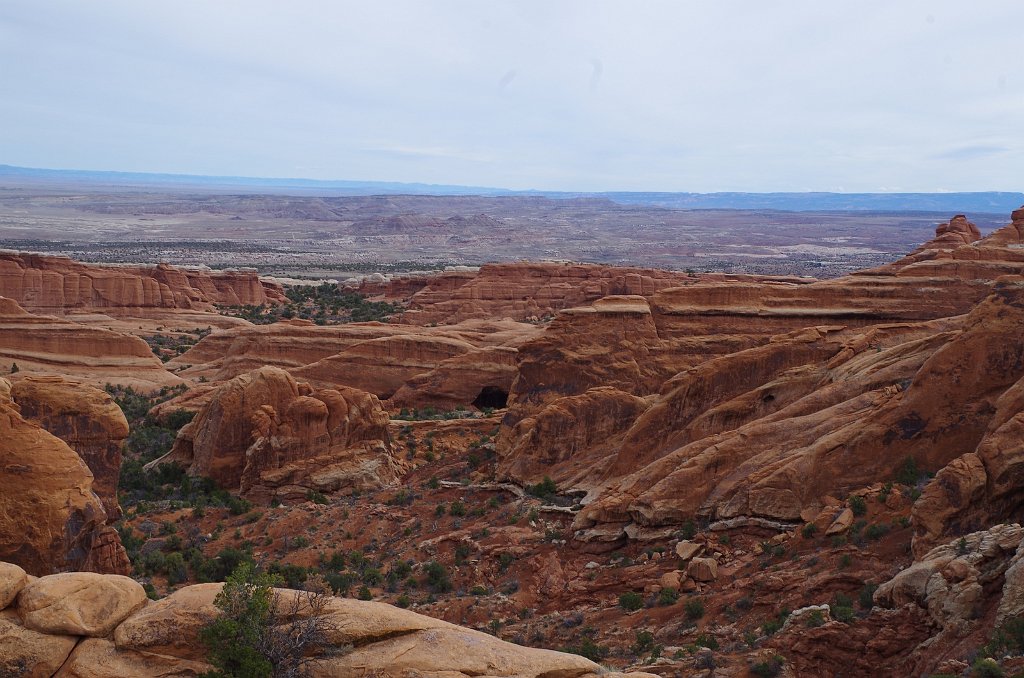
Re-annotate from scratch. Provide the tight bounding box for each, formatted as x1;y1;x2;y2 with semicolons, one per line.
0;383;129;576
11;376;129;520
149;366;401;503
0;562;649;678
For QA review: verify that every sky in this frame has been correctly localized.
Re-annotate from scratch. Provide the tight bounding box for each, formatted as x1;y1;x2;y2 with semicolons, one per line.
1;1;1022;192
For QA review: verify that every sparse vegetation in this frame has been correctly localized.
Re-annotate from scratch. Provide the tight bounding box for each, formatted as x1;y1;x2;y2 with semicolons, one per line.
219;284;401;326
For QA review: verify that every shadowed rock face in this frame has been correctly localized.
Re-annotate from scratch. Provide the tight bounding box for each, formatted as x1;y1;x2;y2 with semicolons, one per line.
0;382;129;576
12;376;129;520
149;366;402;503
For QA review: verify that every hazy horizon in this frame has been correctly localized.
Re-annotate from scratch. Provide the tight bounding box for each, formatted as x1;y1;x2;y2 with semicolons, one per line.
2;1;1022;193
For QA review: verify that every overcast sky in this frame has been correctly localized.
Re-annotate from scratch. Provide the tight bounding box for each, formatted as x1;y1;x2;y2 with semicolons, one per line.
1;1;1022;192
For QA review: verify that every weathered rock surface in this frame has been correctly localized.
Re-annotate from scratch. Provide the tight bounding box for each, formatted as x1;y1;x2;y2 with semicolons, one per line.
873;524;1024;660
17;571;148;637
397;261;704;325
0;395;129;576
55;638;214;678
481;212;1024;539
149;366;400;502
0;252;284;313
0;562;28;610
12;376;130;520
169;317;539;404
0;609;79;678
0;296;181;391
0;567;629;678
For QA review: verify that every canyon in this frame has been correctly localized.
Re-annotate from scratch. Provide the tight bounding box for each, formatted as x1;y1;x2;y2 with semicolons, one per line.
1;207;1023;676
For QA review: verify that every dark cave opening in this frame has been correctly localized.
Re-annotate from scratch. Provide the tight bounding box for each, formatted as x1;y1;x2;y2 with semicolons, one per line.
472;385;509;409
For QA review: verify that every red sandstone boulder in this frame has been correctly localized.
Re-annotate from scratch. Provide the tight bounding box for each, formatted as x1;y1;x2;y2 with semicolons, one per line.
149;366;400;503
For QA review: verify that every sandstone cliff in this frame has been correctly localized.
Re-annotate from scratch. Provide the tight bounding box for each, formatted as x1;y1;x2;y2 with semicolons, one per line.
0;251;285;313
167;317;540;405
11;376;129;521
0;386;129;576
0;296;182;391
397;261;795;325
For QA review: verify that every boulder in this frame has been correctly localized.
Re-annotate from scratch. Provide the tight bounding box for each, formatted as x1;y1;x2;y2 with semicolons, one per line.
0;562;28;610
0;608;78;678
675;540;703;562
18;572;148;637
687;557;719;582
113;582;604;678
310;625;600;678
113;583;221;661
826;508;855;535
54;638;214;678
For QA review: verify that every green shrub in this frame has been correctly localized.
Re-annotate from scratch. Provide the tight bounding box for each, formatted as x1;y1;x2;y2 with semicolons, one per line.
971;658;1005;678
562;637;608;661
895;456;922;486
619;591;644;611
751;655;785;677
306;489;329;504
864;523;891;541
695;633;719;650
849;495;867;516
527;476;557;499
685;598;705;620
802;522;818;538
658;587;679;606
199;562;277;678
631;629;656;655
859;583;879;610
423;561;452;593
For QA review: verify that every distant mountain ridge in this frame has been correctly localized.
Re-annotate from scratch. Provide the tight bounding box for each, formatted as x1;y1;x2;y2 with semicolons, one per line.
1;163;1021;213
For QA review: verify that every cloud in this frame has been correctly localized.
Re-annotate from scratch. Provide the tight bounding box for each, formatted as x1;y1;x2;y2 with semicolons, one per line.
0;0;1022;191
932;144;1012;161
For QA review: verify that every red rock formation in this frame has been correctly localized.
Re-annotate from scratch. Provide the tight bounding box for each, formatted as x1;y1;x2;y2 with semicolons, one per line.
11;376;129;521
0;384;129;576
388;345;519;410
169;317;540;404
0;252;284;313
149;366;401;502
292;334;478;398
0;295;181;391
492;210;1024;543
399;262;728;325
